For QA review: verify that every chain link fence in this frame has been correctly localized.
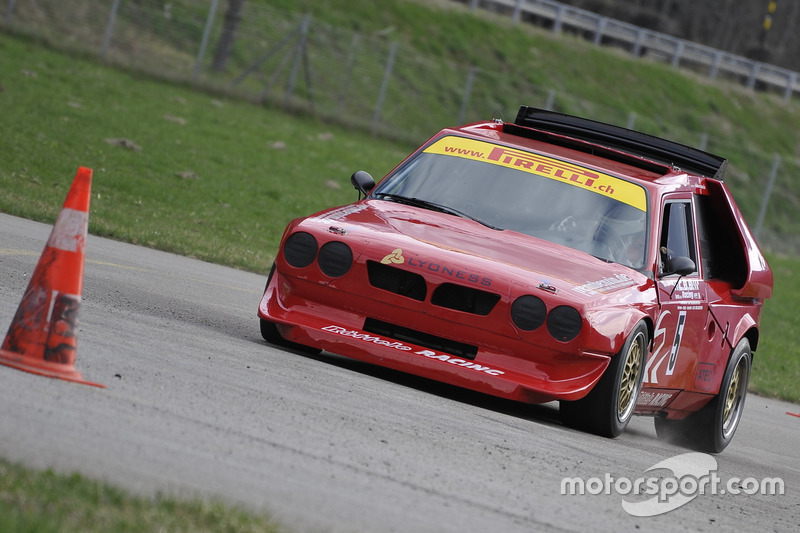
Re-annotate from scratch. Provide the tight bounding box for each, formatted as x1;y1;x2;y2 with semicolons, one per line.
2;0;798;254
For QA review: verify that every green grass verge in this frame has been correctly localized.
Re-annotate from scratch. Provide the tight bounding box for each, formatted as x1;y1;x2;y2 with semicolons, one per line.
0;458;282;532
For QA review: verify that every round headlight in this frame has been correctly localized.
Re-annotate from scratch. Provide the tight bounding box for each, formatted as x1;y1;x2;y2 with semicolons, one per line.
318;241;353;277
547;305;582;342
511;295;546;331
284;231;318;268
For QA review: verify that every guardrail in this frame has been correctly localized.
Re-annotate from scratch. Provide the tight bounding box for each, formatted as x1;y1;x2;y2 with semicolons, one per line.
463;0;800;101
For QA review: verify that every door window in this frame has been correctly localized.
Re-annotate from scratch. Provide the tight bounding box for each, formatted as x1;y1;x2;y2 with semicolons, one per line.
660;201;696;276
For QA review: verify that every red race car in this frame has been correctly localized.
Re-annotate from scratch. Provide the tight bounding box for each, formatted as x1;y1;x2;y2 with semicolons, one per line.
258;106;772;452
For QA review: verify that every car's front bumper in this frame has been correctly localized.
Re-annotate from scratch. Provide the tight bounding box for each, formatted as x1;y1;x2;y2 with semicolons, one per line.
258;269;611;403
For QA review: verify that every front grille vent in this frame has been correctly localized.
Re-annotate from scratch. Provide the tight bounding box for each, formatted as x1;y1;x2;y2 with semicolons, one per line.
367;261;427;301
431;283;500;316
364;318;478;360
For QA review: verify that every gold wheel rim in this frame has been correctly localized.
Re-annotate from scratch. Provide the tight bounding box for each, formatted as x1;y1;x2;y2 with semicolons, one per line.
722;361;743;431
618;333;643;419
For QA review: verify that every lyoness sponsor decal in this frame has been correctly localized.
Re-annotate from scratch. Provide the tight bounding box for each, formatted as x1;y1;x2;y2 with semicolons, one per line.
322;325;504;376
408;257;492;287
381;249;404;265
424;136;647;212
382;248;492;287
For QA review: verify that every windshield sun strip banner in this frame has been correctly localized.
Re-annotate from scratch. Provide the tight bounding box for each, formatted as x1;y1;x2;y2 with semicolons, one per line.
424;136;647;212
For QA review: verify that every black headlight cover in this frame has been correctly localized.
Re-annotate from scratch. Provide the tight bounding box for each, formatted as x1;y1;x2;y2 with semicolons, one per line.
511;295;547;331
318;241;353;277
547;305;582;342
284;231;318;268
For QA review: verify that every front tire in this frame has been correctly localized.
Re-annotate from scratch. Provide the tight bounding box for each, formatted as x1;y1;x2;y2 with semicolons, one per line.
561;321;648;437
260;263;283;344
260;318;284;344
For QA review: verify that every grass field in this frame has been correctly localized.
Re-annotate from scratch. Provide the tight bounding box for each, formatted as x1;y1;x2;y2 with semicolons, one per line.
0;32;409;274
1;1;799;529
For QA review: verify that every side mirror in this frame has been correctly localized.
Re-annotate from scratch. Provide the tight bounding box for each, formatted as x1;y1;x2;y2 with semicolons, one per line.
664;256;695;276
351;171;375;198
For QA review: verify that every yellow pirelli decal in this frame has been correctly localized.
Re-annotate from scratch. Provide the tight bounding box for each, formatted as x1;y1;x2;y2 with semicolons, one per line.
424;136;647;211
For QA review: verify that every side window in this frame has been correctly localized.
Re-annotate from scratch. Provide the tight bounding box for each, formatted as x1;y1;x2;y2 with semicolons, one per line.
660;201;697;275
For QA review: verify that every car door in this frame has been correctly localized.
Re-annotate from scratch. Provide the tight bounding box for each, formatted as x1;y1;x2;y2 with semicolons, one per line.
643;195;711;393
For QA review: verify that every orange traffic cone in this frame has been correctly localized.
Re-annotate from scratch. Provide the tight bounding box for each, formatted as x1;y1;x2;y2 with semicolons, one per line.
0;167;104;387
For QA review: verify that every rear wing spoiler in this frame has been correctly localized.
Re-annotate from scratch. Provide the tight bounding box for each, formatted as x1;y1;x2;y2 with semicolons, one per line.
508;106;728;181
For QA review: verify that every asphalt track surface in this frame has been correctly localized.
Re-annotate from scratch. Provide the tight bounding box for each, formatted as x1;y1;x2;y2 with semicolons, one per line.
1;213;798;532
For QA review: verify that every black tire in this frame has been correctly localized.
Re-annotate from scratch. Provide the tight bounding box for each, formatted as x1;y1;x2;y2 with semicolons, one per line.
560;321;648;437
654;337;751;453
260;317;284;344
260;263;282;344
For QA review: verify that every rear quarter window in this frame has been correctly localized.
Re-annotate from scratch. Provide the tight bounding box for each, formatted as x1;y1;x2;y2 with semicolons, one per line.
695;186;747;286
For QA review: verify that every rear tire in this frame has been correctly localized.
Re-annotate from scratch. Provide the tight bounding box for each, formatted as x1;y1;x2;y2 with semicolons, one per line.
654;337;751;453
560;321;648;437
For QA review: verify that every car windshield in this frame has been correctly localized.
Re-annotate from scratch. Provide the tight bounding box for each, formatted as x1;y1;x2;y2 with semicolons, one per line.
372;135;648;269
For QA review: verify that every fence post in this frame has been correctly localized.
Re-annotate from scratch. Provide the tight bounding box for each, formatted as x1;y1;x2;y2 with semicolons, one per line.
593;17;607;46
512;0;523;22
708;50;722;79
671;39;684;68
337;33;360;115
626;111;636;130
553;5;565;33
5;0;18;23
372;41;398;135
632;28;645;56
458;66;478;124
192;0;220;82
101;0;122;59
698;132;708;151
747;62;761;90
544;88;556;110
754;153;781;240
784;72;797;102
285;13;311;108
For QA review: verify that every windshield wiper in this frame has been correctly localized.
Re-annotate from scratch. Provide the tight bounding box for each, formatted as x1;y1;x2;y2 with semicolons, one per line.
374;193;501;230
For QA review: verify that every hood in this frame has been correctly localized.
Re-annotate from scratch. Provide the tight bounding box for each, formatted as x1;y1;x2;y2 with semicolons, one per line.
305;200;648;302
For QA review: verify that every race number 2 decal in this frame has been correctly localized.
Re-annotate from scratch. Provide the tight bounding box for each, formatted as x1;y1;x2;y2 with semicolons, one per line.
665;311;687;376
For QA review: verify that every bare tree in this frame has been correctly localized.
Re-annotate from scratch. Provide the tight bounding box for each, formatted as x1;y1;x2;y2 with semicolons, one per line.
212;0;246;72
